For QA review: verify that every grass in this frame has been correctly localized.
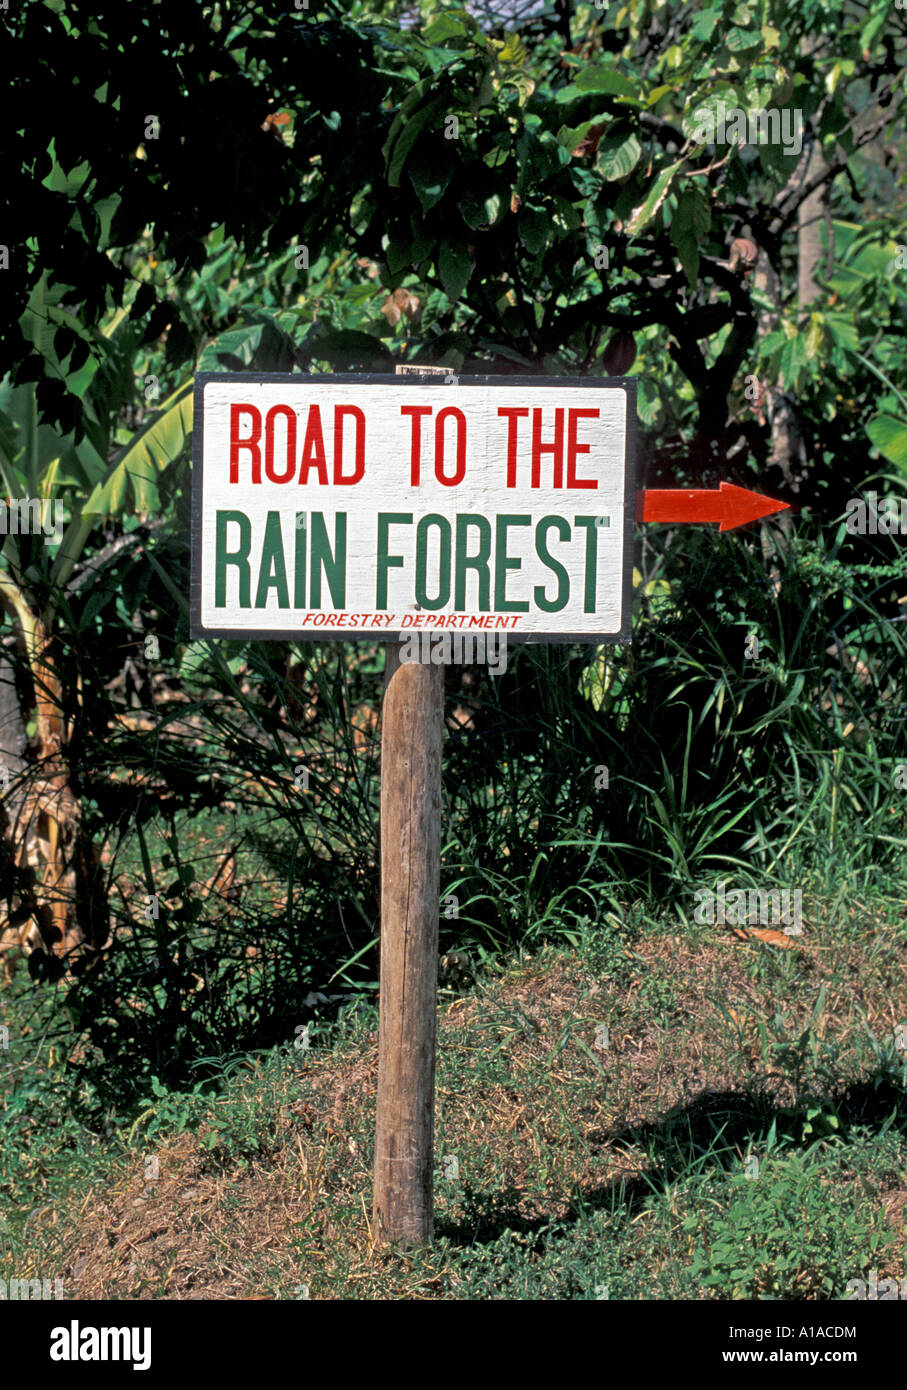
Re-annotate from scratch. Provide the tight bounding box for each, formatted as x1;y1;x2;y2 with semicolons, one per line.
3;894;906;1300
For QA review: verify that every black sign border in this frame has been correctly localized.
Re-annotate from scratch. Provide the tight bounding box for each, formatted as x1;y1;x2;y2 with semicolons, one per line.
191;372;637;646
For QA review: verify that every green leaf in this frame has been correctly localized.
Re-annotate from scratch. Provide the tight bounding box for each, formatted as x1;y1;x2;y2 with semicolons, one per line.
197;323;263;371
493;31;527;65
422;13;470;44
690;7;721;40
860;5;888;52
670;185;711;289
555;68;637;106
42;156;91;196
312;329;393;369
409;152;452;212
515;128;561;187
50;381;193;590
0;407;20;492
496;66;536;106
726;26;761;50
551;196;582;234
779;335;806;389
579;646;615;711
93;194;120;250
386;96;444;188
483;192;503;226
557;117;610;151
596;131;641;181
517;207;549;255
636;377;661;426
646;84;673;108
179;641;211;681
826;316;859;352
804;315;826;361
483;144;509;169
866;415;907;469
90;382;191;516
458;189;504;229
626;159;685;236
683;86;736;141
438;240;474;302
381;76;431;160
574;67;637;99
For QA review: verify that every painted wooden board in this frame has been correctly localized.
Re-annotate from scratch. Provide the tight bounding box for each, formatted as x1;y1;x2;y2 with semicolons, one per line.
191;373;637;643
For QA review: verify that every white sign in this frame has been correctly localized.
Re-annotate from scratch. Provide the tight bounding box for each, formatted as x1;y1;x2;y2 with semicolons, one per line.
191;374;637;643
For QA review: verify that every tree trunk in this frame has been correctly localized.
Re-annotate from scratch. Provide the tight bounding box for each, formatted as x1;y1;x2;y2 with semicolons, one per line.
797;147;827;316
0;600;107;975
0;638;28;817
0;636;39;972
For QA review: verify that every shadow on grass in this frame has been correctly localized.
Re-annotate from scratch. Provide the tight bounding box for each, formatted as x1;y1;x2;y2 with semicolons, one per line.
436;1069;907;1248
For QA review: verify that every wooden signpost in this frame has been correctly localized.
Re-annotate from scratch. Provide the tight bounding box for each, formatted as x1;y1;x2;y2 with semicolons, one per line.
191;367;787;1246
374;365;443;1247
373;634;443;1245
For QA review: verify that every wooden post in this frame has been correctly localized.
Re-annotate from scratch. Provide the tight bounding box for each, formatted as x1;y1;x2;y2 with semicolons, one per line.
372;644;444;1245
372;363;447;1246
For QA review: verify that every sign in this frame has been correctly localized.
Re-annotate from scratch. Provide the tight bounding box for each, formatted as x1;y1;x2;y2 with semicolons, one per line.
191;373;637;644
189;365;790;1249
640;482;789;530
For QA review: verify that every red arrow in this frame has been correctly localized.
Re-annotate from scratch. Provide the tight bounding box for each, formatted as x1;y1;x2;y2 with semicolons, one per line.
638;482;790;532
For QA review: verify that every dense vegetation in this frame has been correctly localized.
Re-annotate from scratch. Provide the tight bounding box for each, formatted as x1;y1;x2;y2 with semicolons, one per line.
2;0;906;1300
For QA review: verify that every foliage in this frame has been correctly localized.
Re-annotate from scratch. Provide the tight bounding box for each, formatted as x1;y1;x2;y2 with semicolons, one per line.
683;1147;892;1299
1;0;907;1131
